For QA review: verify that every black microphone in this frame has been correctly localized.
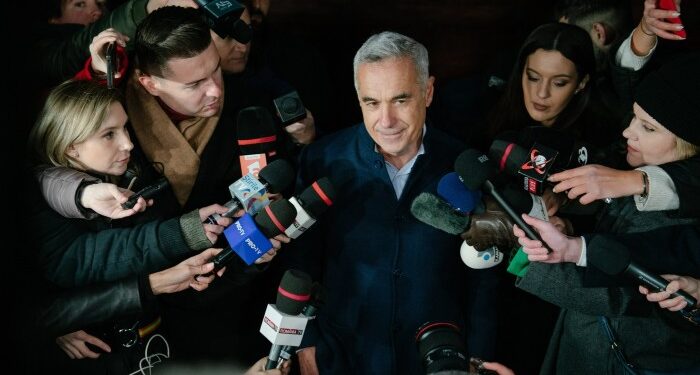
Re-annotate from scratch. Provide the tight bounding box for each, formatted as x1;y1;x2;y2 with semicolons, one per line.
237;106;279;177
205;159;295;224
588;235;698;314
489;139;529;176
121;177;170;209
273;90;307;126
455;149;550;252
209;198;297;270
285;177;336;239
262;270;313;370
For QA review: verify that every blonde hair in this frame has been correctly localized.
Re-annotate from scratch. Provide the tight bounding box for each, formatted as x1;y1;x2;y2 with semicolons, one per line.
28;80;122;168
676;137;699;160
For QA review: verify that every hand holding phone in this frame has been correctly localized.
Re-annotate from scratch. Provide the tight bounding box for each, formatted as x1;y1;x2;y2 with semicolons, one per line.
657;0;686;38
106;42;117;88
121;178;169;209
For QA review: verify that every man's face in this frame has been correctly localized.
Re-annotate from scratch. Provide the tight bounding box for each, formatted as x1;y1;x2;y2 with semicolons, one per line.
212;8;252;74
139;42;224;118
357;57;434;167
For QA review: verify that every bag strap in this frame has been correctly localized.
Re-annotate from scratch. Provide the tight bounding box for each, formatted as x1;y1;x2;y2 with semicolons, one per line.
598;316;640;375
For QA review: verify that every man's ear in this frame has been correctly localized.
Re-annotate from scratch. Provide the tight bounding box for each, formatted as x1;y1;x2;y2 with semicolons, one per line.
425;75;436;107
137;70;160;96
591;22;613;47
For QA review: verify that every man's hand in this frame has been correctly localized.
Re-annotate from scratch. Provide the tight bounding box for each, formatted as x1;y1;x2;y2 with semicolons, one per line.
254;234;290;264
297;347;319;375
460;195;517;251
285;109;316;145
55;330;111;359
639;274;700;311
81;182;151;219
512;214;582;264
199;204;235;243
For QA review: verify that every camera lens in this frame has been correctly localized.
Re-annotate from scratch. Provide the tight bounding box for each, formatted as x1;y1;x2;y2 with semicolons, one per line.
415;321;469;373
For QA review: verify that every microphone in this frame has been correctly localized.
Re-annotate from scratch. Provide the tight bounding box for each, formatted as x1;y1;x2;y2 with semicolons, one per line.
489;139;529;176
437;172;483;214
210;198;297;269
261;269;312;370
437;172;505;269
455;149;550;252
273;90;307;126
285;177;336;239
587;236;698;315
278;283;325;366
500;184;549;221
237;106;279;177
410;192;470;235
205;158;295;224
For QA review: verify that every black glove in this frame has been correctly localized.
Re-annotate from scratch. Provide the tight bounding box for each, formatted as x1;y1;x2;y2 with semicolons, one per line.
460;195;517;251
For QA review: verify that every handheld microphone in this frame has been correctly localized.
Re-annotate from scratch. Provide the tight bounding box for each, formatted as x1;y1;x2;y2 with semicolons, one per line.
273;90;307;126
205;158;295;224
285;177;336;239
410;192;471;235
587;236;698;314
237;106;279;177
121;177;170;209
437;172;483;214
455;149;550;252
261;269;312;370
278;282;325;366
210;198;297;269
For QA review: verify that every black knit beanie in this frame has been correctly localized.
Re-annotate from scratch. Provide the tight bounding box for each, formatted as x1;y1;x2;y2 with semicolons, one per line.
634;52;700;146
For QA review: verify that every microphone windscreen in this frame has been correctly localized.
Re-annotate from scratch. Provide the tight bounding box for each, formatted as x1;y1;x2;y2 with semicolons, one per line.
258;159;295;193
587;235;631;276
255;199;298;237
276;269;312;315
237;106;278;155
454;149;497;190
437;172;482;214
410;192;470;235
489;140;529;176
298;177;336;218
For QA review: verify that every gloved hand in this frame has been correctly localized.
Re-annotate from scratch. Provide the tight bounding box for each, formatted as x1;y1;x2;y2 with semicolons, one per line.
460;195;517;251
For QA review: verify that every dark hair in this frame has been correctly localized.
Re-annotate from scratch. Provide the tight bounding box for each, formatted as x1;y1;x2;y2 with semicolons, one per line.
488;22;595;137
554;0;632;45
134;6;212;77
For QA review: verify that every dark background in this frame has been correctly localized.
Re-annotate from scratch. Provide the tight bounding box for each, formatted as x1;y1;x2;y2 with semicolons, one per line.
8;1;698;373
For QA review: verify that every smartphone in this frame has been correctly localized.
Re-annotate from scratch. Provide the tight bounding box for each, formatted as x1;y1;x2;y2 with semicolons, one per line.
121;177;170;209
657;0;687;38
106;42;117;88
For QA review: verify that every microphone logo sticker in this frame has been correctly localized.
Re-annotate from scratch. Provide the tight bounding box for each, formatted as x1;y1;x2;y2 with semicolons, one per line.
264;316;278;332
521;149;554;175
279;328;304;335
235;221;246;236
245;238;263;254
577;146;588;165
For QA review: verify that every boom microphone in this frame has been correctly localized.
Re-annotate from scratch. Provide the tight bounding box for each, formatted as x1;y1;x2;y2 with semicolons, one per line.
410;192;470;235
210;198;297;269
285;178;336;239
455;149;549;252
262;270;312;370
205;159;295;224
588;236;698;315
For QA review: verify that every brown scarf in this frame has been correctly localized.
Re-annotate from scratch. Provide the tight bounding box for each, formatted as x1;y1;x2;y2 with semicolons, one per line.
126;75;219;207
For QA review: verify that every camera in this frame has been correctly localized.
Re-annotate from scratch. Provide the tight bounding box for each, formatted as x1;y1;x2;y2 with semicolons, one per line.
415;321;496;375
273;91;307;126
196;0;252;43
